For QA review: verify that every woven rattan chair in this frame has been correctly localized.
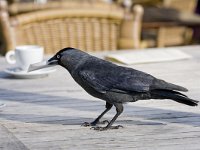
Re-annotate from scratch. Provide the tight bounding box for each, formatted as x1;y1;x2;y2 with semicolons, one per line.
0;0;143;55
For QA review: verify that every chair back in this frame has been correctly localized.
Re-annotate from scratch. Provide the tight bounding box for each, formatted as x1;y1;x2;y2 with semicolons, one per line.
10;9;123;53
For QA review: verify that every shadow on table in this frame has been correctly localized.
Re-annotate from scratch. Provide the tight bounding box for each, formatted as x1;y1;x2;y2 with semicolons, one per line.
0;88;199;126
0;71;14;79
0;70;30;80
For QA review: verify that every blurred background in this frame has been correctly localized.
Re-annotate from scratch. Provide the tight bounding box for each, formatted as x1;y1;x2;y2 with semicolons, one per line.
1;0;200;55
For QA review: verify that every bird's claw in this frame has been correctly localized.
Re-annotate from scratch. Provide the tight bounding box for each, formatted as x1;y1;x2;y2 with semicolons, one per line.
90;125;123;131
81;120;109;127
109;125;123;129
90;126;106;131
81;122;95;127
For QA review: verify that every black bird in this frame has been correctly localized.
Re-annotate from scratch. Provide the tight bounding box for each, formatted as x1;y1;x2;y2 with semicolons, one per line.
47;47;198;131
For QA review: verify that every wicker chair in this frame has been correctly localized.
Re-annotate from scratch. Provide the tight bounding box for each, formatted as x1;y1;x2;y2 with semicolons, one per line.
0;0;143;55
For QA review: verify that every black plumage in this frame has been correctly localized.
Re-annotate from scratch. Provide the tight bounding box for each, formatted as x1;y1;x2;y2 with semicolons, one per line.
48;47;198;131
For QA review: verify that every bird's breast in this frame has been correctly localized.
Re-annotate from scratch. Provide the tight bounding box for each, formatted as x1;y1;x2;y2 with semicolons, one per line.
71;71;105;100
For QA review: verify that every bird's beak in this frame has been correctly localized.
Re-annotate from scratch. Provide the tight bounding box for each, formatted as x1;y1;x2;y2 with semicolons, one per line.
28;55;58;72
47;55;59;66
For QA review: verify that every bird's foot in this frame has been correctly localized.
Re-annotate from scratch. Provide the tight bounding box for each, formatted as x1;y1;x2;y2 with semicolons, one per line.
90;125;123;131
81;122;95;127
81;120;109;127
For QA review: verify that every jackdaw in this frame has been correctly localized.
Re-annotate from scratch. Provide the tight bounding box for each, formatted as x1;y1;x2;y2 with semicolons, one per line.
47;47;198;131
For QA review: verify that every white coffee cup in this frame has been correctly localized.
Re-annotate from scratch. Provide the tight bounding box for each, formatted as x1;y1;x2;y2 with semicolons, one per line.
5;45;44;71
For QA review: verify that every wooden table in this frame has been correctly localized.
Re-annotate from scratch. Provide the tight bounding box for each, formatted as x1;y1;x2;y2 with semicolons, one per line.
0;46;200;150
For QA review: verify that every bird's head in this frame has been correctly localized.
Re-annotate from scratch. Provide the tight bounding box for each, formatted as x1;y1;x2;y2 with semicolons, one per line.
47;47;75;66
28;47;83;72
47;47;88;71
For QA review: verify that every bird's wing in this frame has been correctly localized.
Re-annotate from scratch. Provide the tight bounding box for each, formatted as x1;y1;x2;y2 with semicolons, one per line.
78;65;155;94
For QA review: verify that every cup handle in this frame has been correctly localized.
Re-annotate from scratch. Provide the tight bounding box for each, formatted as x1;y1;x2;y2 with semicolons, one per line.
5;50;16;64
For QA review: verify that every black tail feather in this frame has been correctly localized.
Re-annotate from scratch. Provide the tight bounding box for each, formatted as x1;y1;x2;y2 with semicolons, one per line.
151;89;199;106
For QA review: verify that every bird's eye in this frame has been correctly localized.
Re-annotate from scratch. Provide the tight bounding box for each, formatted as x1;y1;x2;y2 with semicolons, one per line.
56;55;60;59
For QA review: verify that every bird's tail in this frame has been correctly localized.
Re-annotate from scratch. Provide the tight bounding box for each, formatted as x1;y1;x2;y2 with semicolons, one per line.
151;89;199;106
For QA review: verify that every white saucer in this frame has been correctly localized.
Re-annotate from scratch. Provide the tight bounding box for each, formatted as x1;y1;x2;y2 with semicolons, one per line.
4;67;56;79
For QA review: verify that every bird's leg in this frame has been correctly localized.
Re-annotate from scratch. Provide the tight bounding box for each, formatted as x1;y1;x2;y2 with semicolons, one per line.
91;103;124;131
82;102;113;127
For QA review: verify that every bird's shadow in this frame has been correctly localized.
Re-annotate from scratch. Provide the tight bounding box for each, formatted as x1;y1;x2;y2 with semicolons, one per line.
0;88;199;127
